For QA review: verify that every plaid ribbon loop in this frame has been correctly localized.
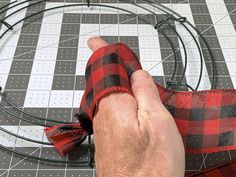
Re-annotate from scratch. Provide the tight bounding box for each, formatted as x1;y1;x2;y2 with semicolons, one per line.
45;43;236;176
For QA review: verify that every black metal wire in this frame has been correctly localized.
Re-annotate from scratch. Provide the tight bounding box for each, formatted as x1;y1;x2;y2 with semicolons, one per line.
121;0;189;89
0;0;217;166
154;16;186;85
0;2;181;125
0;88;72;125
157;17;189;87
0;143;90;165
87;0;90;7
1;0;211;91
0;2;172;165
0;0;18;30
146;0;217;89
0;127;52;145
0;0;18;29
121;0;188;89
130;0;208;91
175;18;204;91
0;0;17;12
0;105;52;127
0;0;216;90
2;0;47;22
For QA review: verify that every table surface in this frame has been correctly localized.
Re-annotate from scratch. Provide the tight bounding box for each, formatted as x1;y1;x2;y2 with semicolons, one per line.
0;0;236;176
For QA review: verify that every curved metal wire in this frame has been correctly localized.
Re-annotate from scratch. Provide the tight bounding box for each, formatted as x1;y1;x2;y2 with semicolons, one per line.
0;2;180;126
132;0;210;90
0;105;52;127
1;0;48;22
0;1;178;165
0;0;217;166
0;1;217;89
146;0;217;89
0;0;17;12
0;89;72;125
0;142;90;165
0;127;52;145
121;0;189;90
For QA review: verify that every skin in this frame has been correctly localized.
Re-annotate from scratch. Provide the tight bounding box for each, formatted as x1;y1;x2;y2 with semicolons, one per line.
87;37;185;177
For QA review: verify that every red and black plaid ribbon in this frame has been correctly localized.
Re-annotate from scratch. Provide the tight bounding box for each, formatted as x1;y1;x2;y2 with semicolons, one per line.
45;43;236;176
187;160;236;177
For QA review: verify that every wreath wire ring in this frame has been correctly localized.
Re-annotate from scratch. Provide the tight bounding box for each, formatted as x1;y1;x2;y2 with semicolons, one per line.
0;0;216;166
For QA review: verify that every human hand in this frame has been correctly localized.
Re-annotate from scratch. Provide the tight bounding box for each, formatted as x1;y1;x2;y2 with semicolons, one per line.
87;37;185;177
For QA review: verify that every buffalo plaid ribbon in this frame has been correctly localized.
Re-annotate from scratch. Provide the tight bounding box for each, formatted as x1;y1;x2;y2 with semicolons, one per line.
187;159;236;177
45;43;236;176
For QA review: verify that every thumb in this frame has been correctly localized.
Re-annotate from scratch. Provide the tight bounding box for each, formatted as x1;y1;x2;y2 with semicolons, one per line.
87;37;109;52
130;70;166;114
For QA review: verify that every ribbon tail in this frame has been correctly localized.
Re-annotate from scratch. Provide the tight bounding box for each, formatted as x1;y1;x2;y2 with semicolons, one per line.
44;123;88;156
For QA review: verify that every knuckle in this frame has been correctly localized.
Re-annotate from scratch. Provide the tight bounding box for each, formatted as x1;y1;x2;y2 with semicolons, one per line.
96;93;137;126
132;79;154;92
112;114;136;130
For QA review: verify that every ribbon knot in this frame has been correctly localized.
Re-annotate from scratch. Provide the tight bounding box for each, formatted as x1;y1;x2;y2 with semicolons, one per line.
45;122;88;155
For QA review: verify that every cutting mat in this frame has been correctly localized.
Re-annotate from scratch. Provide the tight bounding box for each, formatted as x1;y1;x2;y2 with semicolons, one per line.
0;0;236;176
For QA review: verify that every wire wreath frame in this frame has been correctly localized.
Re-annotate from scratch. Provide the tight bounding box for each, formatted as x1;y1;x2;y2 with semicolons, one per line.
0;0;217;167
